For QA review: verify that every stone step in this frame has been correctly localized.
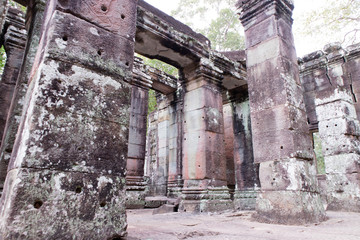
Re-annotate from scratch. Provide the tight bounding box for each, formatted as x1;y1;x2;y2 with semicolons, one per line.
152;204;177;215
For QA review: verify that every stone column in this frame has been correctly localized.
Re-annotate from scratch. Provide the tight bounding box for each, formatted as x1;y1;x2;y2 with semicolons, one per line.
154;93;170;196
0;0;137;238
0;9;26;145
229;87;259;210
223;101;236;195
167;88;184;198
238;0;326;224
0;2;47;189
126;85;149;209
180;59;231;213
316;43;360;211
0;8;26;164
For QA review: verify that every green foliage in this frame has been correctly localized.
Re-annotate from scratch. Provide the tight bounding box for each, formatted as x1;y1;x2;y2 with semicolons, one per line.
299;0;360;45
8;0;27;13
313;132;325;175
142;57;179;77
0;46;6;75
172;0;245;51
148;89;157;114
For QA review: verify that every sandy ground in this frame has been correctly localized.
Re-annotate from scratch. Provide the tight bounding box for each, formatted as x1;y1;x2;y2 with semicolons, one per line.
126;209;360;240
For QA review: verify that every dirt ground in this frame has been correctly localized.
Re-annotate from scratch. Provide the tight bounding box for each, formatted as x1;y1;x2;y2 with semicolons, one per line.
126;209;360;240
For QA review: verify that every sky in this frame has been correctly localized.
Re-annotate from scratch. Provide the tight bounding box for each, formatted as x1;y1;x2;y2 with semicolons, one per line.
144;0;340;57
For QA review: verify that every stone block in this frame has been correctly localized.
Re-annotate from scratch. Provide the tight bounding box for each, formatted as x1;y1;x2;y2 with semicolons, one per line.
245;16;277;48
130;87;148;116
325;153;360;174
259;159;319;192
184;107;224;134
184;86;222;112
316;99;357;121
247;37;297;68
252;129;314;163
315;88;354;107
319;118;360;137
183;131;225;181
128;125;147;145
320;135;360;156
248;57;305;111
46;11;134;77
251;104;309;134
127;143;146;160
152;204;176;214
326;172;360;212
0;168;127;239
254;190;327;225
32;60;131;124
54;0;137;39
126;158;145;176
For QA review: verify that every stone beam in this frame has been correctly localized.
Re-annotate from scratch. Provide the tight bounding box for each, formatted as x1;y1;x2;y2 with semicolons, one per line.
0;0;138;238
238;0;326;224
133;57;177;95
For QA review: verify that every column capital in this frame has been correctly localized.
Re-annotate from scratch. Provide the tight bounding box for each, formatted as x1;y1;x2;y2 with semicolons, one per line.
184;56;224;84
237;0;294;30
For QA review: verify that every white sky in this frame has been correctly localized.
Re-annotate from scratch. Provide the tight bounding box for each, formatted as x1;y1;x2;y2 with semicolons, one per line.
144;0;338;57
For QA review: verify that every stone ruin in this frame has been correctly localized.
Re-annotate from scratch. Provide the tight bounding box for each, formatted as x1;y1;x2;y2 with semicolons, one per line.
0;0;359;238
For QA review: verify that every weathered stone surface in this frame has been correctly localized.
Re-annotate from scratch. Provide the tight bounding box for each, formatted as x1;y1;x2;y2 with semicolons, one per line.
126;86;149;209
239;0;326;224
0;4;44;195
0;168;127;239
254;190;327;225
0;0;137;237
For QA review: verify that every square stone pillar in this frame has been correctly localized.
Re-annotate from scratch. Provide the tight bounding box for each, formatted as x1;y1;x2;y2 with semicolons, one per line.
227;87;259;210
180;59;232;213
126;85;149;209
315;43;360;211
0;9;27;195
238;0;326;224
0;0;138;238
167;88;184;198
0;1;47;193
0;9;26;148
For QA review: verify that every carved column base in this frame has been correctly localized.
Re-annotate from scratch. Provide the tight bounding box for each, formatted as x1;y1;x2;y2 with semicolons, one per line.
125;176;148;209
233;189;258;210
179;181;233;213
167;175;183;198
253;190;327;225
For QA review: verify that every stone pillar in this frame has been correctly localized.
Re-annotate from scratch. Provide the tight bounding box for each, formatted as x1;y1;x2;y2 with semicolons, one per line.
0;2;45;195
126;85;149;209
180;59;231;213
0;0;137;238
316;43;360;211
229;87;259;210
222;101;236;195
145;109;158;195
238;0;326;224
0;0;7;33
167;88;184;198
154;93;170;196
0;9;26;189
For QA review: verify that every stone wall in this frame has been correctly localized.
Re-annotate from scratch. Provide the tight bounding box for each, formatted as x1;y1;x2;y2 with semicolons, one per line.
299;42;360;212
